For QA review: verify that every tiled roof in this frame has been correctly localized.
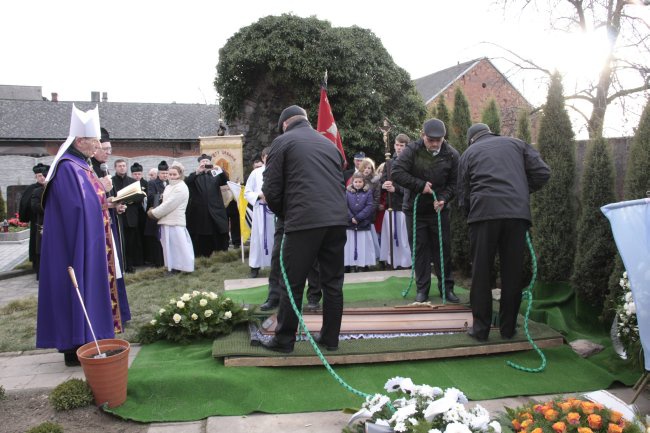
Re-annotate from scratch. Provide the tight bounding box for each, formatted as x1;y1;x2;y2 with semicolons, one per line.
0;100;221;140
413;58;482;105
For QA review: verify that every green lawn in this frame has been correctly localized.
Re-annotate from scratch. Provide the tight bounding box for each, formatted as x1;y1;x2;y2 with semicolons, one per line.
0;250;252;352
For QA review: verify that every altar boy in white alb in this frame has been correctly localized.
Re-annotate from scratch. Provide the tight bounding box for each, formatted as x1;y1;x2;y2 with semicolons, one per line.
245;147;275;278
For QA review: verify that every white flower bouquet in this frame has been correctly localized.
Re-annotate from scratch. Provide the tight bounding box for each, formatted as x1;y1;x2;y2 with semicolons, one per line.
614;272;641;366
138;290;253;344
344;377;502;433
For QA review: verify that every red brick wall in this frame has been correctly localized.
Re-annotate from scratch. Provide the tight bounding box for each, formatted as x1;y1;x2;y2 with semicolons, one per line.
431;59;539;142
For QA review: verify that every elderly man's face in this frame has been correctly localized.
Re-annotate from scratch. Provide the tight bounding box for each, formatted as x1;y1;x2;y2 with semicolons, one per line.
422;135;443;153
148;169;157;181
74;137;101;158
95;141;112;163
132;172;143;181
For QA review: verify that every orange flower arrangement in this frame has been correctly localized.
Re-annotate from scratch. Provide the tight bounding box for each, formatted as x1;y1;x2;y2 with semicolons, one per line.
504;397;641;433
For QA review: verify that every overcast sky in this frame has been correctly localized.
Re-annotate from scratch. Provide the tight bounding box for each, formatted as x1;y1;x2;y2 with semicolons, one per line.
3;0;648;137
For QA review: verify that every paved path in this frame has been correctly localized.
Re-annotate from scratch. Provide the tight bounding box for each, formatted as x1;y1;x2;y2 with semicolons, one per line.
0;238;29;272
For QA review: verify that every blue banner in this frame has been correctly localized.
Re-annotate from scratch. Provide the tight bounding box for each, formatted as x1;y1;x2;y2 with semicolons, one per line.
601;198;650;370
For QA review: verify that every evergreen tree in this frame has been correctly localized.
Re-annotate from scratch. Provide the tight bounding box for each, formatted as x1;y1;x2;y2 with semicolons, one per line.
531;72;577;282
571;137;616;314
516;109;532;144
624;99;650;200
449;87;472;276
435;96;451;139
516;109;533;286
480;99;501;135
604;99;650;320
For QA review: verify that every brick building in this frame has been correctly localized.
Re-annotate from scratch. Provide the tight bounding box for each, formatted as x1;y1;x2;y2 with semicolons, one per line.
0;85;223;215
414;58;538;140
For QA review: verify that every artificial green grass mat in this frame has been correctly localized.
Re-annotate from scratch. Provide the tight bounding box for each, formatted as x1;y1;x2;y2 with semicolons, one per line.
107;279;641;422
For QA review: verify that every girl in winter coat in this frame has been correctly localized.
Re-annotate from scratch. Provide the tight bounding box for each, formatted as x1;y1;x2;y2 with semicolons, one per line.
344;173;377;272
148;161;194;275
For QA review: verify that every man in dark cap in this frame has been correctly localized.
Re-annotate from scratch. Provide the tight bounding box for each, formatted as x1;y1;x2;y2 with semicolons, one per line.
185;154;230;256
27;164;49;278
458;123;550;341
260;105;348;353
130;162;148;266
343;151;366;184
19;163;48;275
392;118;461;303
144;161;168;266
112;159;143;271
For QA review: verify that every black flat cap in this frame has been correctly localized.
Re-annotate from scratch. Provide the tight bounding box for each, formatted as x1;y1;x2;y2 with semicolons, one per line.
467;123;492;145
197;154;211;162
277;105;307;133
423;119;446;139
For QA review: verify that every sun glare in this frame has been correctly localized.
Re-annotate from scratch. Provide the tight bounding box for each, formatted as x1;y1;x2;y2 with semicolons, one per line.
547;28;612;82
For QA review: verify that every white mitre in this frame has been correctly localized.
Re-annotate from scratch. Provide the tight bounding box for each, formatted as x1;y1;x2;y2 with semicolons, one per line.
46;104;101;181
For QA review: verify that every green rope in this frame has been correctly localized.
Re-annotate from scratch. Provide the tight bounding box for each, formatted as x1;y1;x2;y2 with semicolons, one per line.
401;192;446;305
506;231;547;372
278;234;396;410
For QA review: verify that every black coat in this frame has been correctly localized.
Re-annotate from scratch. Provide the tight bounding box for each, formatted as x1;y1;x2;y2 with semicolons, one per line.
457;134;550;224
112;174;142;228
392;139;460;215
263;118;348;233
185;170;229;235
145;178;167;236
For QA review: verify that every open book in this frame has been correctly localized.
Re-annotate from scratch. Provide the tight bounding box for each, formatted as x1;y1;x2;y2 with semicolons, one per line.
113;181;145;205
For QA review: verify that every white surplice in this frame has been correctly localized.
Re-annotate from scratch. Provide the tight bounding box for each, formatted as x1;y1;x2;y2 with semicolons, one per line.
244;165;275;269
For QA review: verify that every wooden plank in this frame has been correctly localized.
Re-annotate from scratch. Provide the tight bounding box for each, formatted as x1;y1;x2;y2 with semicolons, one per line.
224;336;565;367
260;311;474;335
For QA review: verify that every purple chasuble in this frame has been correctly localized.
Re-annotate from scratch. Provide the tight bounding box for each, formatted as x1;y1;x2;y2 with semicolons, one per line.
36;154;121;351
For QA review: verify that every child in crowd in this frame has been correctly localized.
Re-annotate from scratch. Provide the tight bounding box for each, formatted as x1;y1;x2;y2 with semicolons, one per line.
344;173;376;272
359;157;381;259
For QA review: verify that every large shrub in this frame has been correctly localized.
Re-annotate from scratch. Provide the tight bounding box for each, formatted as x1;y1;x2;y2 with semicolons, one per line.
480;98;501;135
449;87;472;277
531;72;577;282
571;137;616;314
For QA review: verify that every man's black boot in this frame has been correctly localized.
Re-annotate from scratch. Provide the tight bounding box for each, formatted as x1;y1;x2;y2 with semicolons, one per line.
415;292;429;302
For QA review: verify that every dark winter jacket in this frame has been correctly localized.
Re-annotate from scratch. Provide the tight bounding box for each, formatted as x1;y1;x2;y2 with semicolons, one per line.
112;174;142;228
346;183;374;230
263;118;347;233
144;178;167;236
457;133;551;224
185;169;229;235
392;139;460;215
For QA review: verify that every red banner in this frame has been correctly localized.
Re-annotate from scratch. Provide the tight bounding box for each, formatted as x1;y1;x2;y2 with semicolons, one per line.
317;86;347;169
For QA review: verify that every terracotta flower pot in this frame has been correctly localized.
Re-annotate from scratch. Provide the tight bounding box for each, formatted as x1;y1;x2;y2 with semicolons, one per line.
76;338;130;408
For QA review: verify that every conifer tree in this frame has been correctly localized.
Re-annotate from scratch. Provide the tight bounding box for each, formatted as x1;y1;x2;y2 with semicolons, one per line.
531;72;577;282
604;99;650;320
571;137;616;313
449;87;472;276
435;96;451;139
480;99;501;135
516;109;532;144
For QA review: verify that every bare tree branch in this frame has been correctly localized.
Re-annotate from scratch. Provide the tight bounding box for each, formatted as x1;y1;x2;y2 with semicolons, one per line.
607;80;650;103
480;42;553;75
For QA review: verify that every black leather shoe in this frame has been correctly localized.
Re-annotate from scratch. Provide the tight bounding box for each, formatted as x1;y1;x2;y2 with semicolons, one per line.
443;291;460;303
305;302;321;312
63;352;80;367
313;333;338;351
415;292;429;302
260;300;279;311
501;330;518;340
467;327;488;342
250;268;259;278
261;337;293;353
